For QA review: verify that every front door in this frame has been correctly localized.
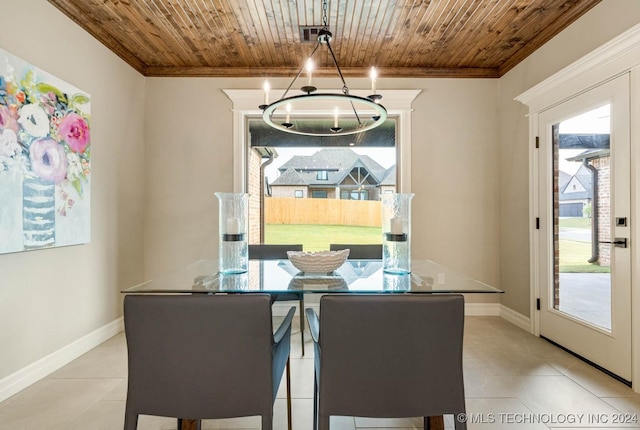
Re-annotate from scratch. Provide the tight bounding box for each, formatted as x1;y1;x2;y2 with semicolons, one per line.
537;74;631;383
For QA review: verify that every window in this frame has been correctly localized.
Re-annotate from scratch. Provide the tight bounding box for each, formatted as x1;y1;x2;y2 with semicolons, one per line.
239;115;409;247
226;88;418;247
341;190;369;200
350;190;368;200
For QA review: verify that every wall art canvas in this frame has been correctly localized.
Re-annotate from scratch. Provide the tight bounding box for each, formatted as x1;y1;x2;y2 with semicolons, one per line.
0;48;91;254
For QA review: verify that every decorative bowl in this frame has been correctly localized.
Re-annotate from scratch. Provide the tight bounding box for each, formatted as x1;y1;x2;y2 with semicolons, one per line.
287;249;350;274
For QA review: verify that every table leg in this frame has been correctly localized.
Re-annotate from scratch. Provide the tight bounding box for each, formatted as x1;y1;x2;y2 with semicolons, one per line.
178;418;201;430
425;415;445;430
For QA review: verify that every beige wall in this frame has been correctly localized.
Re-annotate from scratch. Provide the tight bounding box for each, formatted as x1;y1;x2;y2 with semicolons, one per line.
0;0;145;380
143;77;501;290
498;0;640;316
143;77;237;277
272;186;307;199
410;79;500;288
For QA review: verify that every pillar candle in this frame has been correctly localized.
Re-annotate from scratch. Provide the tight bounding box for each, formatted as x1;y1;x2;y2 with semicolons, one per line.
390;217;403;235
226;217;241;234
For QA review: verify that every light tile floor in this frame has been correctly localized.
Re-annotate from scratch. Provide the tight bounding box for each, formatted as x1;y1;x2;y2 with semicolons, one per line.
0;316;638;429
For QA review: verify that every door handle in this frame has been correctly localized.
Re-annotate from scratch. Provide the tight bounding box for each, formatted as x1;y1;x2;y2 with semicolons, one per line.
600;238;628;248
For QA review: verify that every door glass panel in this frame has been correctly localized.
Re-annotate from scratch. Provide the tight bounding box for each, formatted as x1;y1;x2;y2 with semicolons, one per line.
553;104;611;331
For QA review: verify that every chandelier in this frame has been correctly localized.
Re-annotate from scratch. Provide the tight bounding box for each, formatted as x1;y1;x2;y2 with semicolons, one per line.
258;0;387;137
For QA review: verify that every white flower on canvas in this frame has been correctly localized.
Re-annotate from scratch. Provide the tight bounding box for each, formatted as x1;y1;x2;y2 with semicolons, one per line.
0;128;21;170
18;103;49;137
66;151;83;179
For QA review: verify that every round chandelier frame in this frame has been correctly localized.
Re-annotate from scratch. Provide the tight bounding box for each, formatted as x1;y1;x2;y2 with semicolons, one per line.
261;93;387;137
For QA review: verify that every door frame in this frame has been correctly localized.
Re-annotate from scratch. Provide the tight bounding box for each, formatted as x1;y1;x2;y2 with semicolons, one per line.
537;75;631;381
516;23;640;392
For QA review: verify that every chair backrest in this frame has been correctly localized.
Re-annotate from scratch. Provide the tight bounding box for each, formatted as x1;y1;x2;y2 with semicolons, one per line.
329;244;382;259
249;244;303;259
124;294;274;420
318;294;465;419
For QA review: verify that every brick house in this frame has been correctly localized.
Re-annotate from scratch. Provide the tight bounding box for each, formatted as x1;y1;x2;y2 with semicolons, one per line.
269;148;396;200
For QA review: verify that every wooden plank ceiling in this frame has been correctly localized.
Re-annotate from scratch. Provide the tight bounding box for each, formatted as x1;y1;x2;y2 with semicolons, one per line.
47;0;601;78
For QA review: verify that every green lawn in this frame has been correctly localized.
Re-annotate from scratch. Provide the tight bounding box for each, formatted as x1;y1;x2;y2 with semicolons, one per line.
559;217;592;228
558;217;609;273
265;222;609;272
265;224;382;252
559;239;610;273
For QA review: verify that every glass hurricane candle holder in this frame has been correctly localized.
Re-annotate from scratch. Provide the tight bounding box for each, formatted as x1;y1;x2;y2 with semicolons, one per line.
383;272;411;291
215;192;249;274
382;193;414;274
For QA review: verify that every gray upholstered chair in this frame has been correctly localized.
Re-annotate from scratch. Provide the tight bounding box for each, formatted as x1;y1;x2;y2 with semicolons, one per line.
306;294;467;430
123;294;295;430
249;244;306;355
329;244;382;259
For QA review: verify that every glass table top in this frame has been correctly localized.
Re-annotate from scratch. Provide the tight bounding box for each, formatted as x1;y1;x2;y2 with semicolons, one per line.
122;259;503;294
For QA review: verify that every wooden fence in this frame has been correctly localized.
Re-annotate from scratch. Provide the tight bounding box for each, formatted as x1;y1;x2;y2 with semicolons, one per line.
265;197;382;227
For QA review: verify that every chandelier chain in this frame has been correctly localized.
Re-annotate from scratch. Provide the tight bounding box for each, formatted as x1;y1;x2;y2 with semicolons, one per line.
322;0;329;28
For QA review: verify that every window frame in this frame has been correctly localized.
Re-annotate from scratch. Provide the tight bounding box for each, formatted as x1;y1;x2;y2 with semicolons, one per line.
223;88;420;194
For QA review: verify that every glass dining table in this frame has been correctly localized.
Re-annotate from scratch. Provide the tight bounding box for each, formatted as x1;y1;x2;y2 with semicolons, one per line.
121;258;502;430
122;258;503;295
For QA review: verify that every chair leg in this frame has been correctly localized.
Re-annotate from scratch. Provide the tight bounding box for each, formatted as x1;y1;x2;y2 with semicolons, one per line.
424;416;430;430
261;415;272;430
313;373;318;430
454;413;468;430
299;297;305;355
319;414;330;430
286;357;292;430
177;419;201;430
123;407;138;430
427;416;444;430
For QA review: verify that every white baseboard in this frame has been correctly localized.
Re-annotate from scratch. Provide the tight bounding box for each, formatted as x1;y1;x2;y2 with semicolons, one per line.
273;302;318;316
464;302;501;316
0;317;124;403
499;305;532;332
274;302;502;317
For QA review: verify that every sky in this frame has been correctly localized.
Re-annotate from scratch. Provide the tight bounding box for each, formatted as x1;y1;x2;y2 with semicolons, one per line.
558;104;610;175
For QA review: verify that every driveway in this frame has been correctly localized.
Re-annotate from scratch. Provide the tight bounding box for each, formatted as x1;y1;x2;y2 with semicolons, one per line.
557;272;611;330
559;227;592;243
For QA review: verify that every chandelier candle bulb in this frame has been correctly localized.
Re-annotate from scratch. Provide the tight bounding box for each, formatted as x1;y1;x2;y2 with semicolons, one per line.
370;67;377;94
263;81;270;105
306;58;313;86
334;108;339;128
285;103;292;123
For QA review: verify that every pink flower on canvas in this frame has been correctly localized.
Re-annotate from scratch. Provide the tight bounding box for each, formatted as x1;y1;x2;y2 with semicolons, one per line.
58;112;90;153
29;138;68;183
0;105;18;133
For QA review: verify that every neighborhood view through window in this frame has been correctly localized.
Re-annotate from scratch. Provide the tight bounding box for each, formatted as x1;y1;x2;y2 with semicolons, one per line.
247;118;397;251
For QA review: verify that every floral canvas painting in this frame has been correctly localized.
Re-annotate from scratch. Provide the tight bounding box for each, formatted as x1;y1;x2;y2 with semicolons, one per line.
0;48;90;254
